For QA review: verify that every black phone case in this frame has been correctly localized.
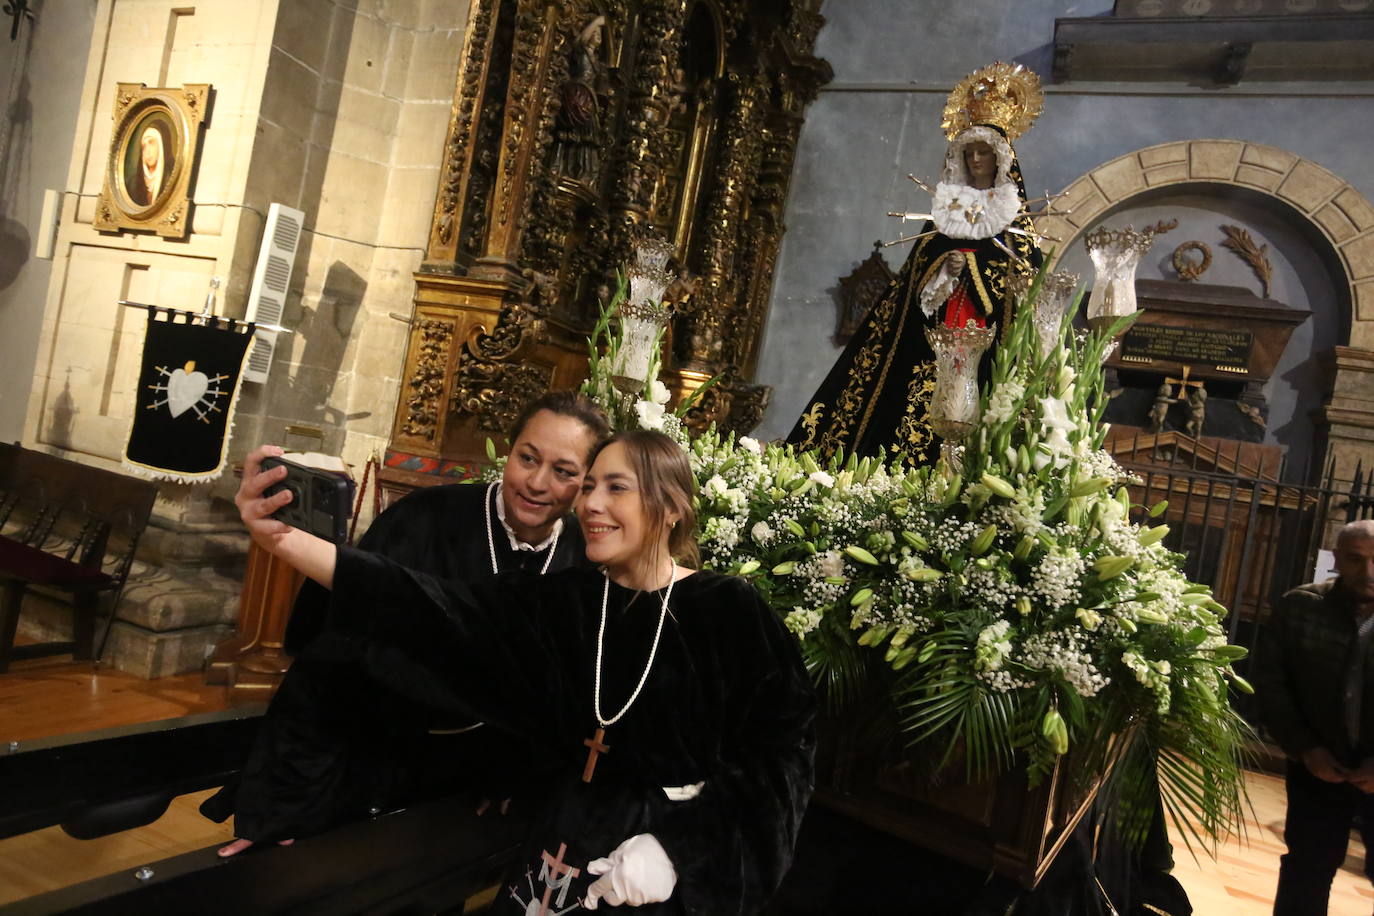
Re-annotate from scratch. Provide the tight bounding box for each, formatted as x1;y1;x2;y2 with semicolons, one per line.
260;456;354;544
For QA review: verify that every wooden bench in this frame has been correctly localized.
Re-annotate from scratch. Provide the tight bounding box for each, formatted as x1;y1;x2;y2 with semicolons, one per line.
0;708;522;914
0;443;158;673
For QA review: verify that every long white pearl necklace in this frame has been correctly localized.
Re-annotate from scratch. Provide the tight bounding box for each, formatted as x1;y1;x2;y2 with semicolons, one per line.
484;481;560;576
594;567;674;728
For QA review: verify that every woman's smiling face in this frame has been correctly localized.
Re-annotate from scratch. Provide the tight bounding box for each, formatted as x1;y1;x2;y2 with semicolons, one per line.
500;409;597;543
576;441;659;578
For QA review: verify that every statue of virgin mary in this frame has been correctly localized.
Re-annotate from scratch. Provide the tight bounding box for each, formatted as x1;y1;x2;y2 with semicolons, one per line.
788;63;1046;465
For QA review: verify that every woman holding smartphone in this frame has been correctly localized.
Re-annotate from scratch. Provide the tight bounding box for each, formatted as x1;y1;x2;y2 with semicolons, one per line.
230;429;816;914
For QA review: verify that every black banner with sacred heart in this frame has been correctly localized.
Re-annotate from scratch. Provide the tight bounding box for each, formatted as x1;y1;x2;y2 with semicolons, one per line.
123;310;255;482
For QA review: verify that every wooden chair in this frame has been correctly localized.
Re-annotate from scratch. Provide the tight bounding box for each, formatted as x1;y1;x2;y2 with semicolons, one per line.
0;443;157;673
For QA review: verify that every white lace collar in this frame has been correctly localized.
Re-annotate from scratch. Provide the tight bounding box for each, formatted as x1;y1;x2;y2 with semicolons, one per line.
493;481;563;553
931;181;1022;240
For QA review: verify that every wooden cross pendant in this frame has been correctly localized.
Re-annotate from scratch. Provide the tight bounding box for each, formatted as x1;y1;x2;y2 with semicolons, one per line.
582;726;610;783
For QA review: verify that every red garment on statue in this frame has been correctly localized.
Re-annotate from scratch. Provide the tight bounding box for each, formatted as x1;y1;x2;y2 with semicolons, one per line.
941;250;987;330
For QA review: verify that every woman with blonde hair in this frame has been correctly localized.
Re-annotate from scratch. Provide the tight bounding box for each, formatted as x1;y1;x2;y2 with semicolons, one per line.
232;428;816;913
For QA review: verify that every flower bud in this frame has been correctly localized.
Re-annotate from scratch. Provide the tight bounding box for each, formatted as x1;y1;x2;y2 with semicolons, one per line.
1069;477;1113;498
1012;535;1036;562
1093;555;1135;580
903;566;943;582
844;545;881;566
1137;524;1170;546
980;473;1016;499
890;646;918;670
901;531;929;551
1042;709;1069;755
969;524;998;556
857;625;889;647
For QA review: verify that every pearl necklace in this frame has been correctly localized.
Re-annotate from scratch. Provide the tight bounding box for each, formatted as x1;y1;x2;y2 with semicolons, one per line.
594;568;674;728
484;482;560;576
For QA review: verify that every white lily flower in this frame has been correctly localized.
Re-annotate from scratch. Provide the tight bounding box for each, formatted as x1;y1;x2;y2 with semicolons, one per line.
648;378;671;406
1039;395;1076;433
635;399;666;431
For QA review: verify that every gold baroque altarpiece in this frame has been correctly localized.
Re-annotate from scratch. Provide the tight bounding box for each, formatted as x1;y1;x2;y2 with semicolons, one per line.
383;0;831;491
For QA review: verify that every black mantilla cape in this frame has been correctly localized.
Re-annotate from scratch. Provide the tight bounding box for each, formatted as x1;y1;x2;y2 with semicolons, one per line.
325;558;817;916
787;129;1042;466
201;482;589;841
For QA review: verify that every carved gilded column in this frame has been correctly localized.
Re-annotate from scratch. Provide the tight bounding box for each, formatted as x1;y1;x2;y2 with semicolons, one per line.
677;67;767;374
427;0;502;268
474;0;568;281
605;0;689;261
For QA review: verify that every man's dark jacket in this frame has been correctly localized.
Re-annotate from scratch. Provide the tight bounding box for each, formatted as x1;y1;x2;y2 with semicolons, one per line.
1254;579;1374;764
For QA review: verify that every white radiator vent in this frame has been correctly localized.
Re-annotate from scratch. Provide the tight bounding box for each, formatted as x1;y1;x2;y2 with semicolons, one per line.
242;203;305;384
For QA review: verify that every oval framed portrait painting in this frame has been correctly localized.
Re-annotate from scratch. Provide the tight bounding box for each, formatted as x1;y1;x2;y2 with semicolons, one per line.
95;83;210;239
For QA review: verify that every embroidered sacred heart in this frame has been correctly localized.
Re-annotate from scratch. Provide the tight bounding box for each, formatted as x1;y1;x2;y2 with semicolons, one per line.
167;361;210;418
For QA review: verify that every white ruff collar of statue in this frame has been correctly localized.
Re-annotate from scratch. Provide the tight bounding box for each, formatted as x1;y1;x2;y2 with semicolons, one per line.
931;181;1021;240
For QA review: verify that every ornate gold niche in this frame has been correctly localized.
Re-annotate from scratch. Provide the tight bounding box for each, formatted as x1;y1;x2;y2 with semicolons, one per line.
382;0;831;496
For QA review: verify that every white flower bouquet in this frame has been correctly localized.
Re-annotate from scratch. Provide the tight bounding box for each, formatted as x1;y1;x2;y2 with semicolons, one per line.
583;266;1252;851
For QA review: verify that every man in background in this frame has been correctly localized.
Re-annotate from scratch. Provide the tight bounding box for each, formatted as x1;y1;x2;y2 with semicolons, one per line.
1256;518;1374;915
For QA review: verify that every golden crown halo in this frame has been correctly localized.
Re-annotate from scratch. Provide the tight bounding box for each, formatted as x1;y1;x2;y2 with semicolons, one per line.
941;61;1044;141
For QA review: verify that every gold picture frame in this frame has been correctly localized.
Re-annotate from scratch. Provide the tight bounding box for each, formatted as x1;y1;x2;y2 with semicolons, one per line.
95;83;211;239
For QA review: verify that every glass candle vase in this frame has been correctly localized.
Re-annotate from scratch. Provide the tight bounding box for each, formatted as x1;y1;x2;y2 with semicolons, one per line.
1084;225;1156;333
926;322;996;443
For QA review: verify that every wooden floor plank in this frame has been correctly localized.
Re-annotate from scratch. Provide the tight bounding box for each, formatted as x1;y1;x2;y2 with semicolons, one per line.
2;658;1373;911
0;656;229;744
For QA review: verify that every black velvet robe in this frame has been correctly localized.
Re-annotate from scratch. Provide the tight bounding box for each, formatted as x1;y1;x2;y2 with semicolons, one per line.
325;555;817;916
202;481;589;841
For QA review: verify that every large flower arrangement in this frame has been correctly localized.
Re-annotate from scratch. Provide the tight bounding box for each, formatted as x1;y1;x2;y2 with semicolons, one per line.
584;270;1251;850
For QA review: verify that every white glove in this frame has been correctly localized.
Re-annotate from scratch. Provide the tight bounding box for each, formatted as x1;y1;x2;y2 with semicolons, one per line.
583;833;677;909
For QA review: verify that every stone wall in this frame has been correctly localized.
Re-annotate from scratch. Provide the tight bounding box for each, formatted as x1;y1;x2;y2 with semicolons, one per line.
13;0;469;676
0;1;98;444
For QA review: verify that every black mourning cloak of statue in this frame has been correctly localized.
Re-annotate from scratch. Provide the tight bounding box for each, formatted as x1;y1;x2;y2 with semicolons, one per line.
787;124;1043;466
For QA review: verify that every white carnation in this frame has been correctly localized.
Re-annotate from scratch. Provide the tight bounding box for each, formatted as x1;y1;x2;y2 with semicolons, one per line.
809;470;836;489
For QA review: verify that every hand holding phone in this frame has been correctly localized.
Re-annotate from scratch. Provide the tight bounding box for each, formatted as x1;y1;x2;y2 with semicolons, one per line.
259;456;355;544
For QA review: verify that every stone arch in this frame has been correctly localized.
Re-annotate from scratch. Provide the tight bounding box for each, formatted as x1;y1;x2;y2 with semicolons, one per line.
1039;139;1374;350
1038;139;1374;476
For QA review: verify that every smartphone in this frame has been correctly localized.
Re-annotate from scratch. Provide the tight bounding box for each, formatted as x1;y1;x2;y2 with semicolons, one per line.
260;456;354;544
